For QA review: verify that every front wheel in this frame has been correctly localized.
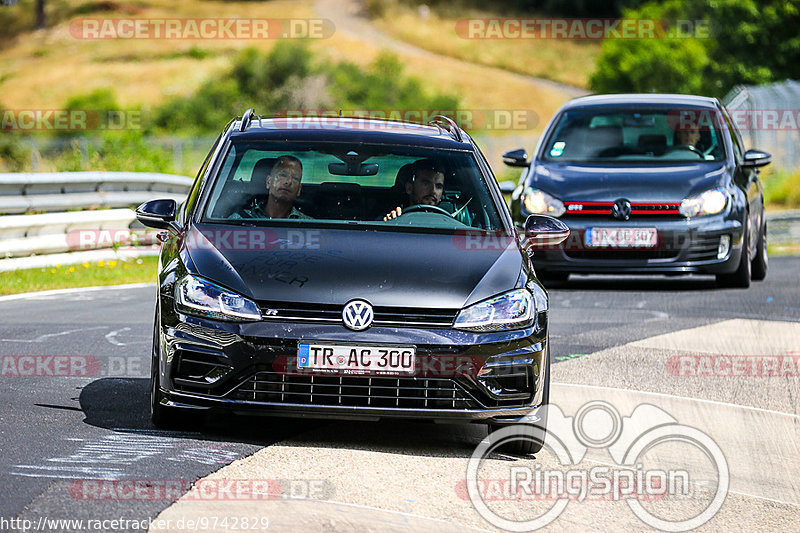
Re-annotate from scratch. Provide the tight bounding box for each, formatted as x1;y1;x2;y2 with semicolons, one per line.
537;271;569;283
150;316;182;429
751;221;768;281
716;218;751;289
488;350;550;456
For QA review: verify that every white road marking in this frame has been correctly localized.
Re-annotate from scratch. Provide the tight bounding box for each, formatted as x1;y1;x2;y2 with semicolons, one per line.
553;381;800;419
0;283;155;303
105;327;131;346
0;326;107;343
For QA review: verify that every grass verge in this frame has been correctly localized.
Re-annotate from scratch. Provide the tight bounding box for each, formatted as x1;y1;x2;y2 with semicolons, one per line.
0;256;158;296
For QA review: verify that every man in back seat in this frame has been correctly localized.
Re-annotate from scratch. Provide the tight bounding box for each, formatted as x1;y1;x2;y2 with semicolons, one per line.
231;155;312;220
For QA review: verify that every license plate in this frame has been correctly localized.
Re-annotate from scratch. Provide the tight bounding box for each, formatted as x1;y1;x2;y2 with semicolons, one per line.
297;343;416;375
584;227;658;248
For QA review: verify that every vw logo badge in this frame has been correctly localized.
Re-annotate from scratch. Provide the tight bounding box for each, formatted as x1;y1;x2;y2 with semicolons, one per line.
611;198;632;221
342;299;374;331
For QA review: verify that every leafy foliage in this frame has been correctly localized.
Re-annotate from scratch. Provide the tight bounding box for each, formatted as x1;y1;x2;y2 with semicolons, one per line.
151;42;460;135
590;0;800;97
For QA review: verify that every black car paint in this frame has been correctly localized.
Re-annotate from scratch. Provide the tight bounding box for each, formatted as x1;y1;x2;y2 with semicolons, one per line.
146;117;553;426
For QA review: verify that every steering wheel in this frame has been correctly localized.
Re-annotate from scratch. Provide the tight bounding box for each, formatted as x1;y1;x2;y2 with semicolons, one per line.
401;204;453;217
669;145;704;157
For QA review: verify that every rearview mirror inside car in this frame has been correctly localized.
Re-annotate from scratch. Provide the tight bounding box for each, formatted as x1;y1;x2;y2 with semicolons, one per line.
328;162;379;176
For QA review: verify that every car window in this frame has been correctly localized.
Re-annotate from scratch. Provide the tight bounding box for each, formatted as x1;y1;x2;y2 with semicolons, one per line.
201;141;503;231
720;108;744;162
542;107;726;163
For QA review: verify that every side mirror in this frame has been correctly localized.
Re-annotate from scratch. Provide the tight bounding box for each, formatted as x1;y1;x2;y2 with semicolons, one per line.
742;149;772;168
135;199;180;233
502;148;529;167
498;180;517;194
521;214;569;251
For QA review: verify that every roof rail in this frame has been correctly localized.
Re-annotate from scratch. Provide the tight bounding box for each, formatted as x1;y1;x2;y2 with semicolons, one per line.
428;115;463;142
239;108;255;132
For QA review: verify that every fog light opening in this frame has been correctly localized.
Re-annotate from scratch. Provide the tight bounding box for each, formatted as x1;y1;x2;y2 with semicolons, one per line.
717;235;731;259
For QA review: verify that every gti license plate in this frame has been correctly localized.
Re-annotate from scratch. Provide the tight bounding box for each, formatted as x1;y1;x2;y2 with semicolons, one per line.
585;227;658;248
297;343;415;375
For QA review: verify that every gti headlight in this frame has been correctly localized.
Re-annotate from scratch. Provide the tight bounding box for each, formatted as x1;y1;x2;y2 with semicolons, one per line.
454;288;539;332
175;275;261;321
679;188;728;218
522;187;565;217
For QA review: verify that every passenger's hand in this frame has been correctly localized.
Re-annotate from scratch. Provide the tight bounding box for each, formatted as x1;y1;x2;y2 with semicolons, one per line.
383;207;402;221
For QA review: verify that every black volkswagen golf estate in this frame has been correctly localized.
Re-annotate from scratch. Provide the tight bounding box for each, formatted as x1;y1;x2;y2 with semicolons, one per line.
136;111;569;455
506;94;771;288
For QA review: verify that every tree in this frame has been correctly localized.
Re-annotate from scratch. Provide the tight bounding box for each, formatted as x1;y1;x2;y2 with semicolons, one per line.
589;0;800;97
35;0;45;29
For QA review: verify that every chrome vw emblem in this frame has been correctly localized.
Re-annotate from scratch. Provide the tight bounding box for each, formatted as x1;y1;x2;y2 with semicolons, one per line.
342;299;374;331
611;198;632;221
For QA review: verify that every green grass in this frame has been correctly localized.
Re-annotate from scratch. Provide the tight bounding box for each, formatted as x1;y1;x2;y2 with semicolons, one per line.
763;168;800;209
0;256;158;295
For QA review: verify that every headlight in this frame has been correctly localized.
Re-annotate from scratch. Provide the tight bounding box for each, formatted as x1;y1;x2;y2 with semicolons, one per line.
522;187;565;217
454;289;536;332
679;188;728;218
175;275;261;321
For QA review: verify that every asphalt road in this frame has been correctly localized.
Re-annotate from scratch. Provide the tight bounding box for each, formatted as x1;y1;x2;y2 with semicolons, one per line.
0;257;798;531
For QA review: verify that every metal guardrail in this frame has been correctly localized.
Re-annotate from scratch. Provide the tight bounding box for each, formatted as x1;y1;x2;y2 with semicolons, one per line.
0;172;191;260
0;209;159;258
766;210;800;246
0;172;193;214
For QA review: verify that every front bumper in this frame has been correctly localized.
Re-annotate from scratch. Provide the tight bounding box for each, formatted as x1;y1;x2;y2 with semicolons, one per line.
531;214;744;274
155;308;549;424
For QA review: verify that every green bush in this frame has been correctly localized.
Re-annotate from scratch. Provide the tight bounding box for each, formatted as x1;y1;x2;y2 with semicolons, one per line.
152;42;460;134
590;0;800;97
52;130;172;173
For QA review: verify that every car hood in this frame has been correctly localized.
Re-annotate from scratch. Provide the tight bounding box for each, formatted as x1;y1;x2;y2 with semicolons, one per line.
533;161;728;202
182;224;524;309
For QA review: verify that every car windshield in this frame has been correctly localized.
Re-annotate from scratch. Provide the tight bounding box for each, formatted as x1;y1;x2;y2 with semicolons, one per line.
542;107;726;163
201;141;504;231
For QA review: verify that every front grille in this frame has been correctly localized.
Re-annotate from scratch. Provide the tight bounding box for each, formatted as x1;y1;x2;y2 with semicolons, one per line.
563;201;682;218
231;372;477;409
565;249;680;260
564;234;722;262
257;302;457;328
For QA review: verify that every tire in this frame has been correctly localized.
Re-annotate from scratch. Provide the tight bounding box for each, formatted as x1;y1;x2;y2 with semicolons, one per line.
488;347;550;456
751;221;768;281
537;270;569;283
150;315;182;429
716;217;751;289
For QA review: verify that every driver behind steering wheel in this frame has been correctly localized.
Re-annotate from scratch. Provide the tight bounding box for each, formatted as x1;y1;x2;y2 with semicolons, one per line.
383;159;471;224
